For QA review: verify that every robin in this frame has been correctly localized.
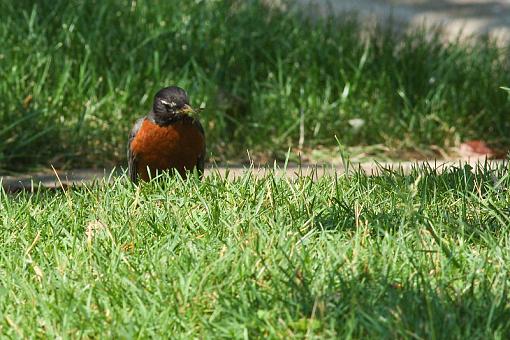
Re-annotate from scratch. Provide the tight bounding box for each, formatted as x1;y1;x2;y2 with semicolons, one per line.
127;86;206;183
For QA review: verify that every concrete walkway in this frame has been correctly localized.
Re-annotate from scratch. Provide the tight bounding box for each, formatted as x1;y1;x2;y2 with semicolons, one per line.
1;159;506;192
290;0;510;44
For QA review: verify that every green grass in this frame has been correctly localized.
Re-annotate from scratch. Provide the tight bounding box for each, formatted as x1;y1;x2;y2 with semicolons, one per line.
1;164;510;338
1;0;510;170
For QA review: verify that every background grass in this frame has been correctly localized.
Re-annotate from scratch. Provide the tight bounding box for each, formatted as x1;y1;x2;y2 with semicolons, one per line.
1;0;510;171
1;164;510;337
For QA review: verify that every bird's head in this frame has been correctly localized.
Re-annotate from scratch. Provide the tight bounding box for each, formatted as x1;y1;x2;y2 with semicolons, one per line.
152;86;196;124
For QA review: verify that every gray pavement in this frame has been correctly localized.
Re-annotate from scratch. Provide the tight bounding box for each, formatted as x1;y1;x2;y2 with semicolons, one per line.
290;0;510;44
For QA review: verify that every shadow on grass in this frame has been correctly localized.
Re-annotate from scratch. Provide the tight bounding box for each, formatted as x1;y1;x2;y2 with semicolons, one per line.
213;257;510;338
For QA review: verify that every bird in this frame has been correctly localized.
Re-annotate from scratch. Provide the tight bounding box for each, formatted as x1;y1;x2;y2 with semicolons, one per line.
127;86;206;183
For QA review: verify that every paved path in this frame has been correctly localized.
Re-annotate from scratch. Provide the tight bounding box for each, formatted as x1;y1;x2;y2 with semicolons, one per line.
290;0;510;43
1;159;505;192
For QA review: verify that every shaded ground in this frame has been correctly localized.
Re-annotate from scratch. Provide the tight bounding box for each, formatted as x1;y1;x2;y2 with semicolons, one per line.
290;0;510;43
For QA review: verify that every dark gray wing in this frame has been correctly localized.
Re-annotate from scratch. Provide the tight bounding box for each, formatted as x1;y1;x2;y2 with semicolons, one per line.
127;117;145;183
192;118;206;177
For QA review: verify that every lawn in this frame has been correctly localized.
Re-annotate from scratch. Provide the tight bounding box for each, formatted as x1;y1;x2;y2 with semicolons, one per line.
2;0;510;170
2;1;510;337
1;163;510;338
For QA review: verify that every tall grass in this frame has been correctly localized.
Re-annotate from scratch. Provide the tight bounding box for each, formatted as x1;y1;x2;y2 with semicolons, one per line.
1;0;509;170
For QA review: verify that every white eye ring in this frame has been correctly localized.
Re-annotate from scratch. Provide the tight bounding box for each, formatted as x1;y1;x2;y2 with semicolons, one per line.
161;100;177;108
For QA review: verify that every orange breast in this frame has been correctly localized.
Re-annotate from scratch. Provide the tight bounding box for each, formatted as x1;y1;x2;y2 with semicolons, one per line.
130;119;205;180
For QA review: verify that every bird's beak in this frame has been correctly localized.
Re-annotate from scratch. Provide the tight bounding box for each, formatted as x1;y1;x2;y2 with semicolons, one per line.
181;104;195;115
181;104;203;116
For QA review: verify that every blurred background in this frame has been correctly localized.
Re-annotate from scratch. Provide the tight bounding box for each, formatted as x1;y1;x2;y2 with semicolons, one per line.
1;0;509;173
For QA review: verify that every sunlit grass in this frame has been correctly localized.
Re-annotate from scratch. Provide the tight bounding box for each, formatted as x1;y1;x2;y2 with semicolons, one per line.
1;163;510;337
